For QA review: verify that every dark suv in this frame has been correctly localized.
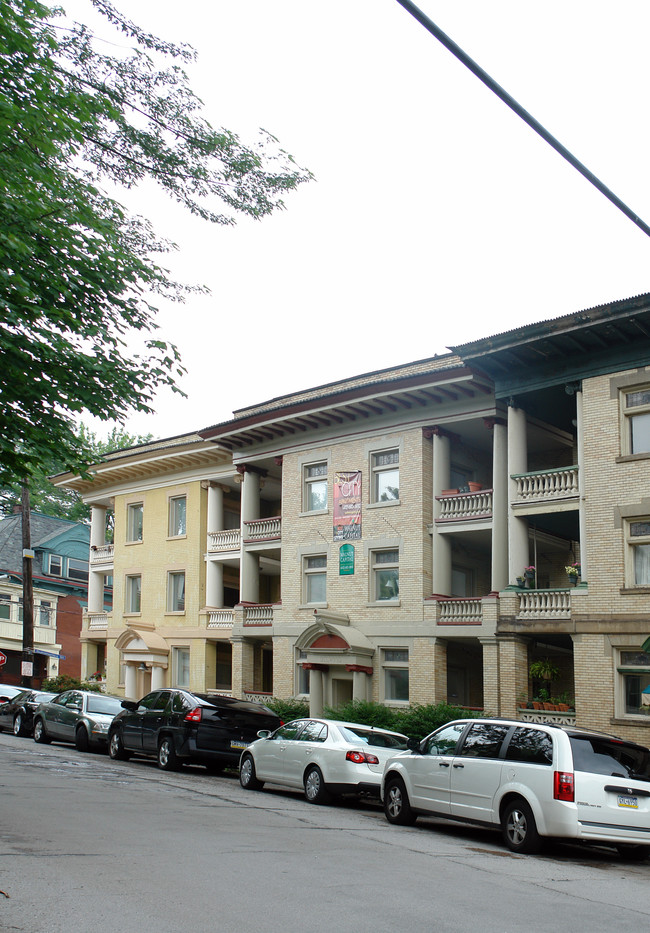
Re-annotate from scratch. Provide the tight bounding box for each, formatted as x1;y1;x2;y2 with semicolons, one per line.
108;689;281;772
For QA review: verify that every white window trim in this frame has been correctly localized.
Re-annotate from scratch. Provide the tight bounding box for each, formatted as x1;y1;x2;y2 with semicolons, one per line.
301;554;327;609
365;538;401;607
301;459;329;515
172;646;191;688
126;502;144;544
124;574;142;615
614;648;650;720
624;518;650;589
369;445;401;506
168;494;187;539
166;571;186;614
381;647;409;705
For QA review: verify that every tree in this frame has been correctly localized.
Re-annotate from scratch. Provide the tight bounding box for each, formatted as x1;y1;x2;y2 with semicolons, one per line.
0;0;312;485
0;424;153;521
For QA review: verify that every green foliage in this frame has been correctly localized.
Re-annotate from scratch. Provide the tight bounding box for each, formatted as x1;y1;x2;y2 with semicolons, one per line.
324;700;484;742
0;0;312;485
324;699;399;730
265;697;310;722
41;673;103;693
529;658;560;682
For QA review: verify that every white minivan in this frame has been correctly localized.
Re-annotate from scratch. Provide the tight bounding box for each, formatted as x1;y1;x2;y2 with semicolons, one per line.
381;718;650;858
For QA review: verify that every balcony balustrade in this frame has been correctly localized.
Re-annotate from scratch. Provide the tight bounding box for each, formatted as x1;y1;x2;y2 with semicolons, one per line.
517;708;576;726
207;529;241;552
243;604;274;626
438;597;483;624
90;544;114;563
207;609;235;628
85;611;109;631
517;589;571;621
436;489;492;523
243;517;281;543
512;466;578;503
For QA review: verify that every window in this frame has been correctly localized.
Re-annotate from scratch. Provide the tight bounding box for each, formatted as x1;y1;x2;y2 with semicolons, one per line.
372;549;399;601
383;648;409;702
215;642;232;691
296;650;310;695
127;503;143;542
459;723;509;758
169;496;187;537
67;558;88;582
626;520;650;586
304;462;327;512
505;728;553;765
298;721;328;742
0;593;10;620
423;722;465;756
167;571;185;612
371;449;399;502
125;574;141;613
303;555;326;605
623;388;650;454
617;650;650;717
39;600;53;626
173;647;190;688
49;554;62;576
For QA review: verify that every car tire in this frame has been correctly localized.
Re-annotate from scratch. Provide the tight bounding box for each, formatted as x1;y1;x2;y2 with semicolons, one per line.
502;798;542;854
384;777;417;826
616;844;650;861
13;713;25;737
239;753;264;791
75;726;90;753
157;735;180;771
108;729;130;761
304;765;330;805
33;718;51;744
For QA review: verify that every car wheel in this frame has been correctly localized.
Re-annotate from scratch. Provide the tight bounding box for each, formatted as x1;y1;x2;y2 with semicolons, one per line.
502;798;542;854
304;765;330;805
13;713;24;737
157;735;180;771
75;726;90;753
616;844;650;861
108;729;130;761
33;718;51;744
239;753;264;791
384;777;417;826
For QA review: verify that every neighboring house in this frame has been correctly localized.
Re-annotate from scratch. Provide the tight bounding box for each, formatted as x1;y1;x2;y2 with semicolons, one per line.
0;510;106;684
56;294;650;747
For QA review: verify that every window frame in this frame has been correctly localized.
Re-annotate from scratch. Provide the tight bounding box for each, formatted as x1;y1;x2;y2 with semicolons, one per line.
370;448;400;505
371;548;400;603
624;519;650;588
303;461;328;514
168;495;187;538
296;649;310;697
615;648;650;719
48;554;62;576
167;571;186;613
172;646;190;688
621;386;650;456
38;599;53;627
215;641;233;692
302;554;327;607
382;648;409;704
125;574;142;614
67;557;89;582
126;502;144;543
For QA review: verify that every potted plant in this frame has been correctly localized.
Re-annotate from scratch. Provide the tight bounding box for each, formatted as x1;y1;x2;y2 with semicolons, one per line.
516;575;525;588
529;658;560;681
523;565;536;587
565;561;580;585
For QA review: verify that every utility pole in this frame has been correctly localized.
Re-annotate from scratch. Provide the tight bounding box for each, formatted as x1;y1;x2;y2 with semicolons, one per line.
21;483;34;688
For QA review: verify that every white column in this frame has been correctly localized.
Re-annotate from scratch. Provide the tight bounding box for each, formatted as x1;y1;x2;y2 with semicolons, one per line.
432;430;452;596
575;387;588;583
88;505;107;613
507;404;529;584
352;669;367;702
207;482;224;534
124;663;137;700
151;665;165;690
90;505;107;547
309;669;324;717
490;419;508;592
240;468;260;604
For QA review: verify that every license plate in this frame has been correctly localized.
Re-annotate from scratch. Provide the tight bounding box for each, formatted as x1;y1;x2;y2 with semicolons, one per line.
230;740;249;750
617;795;638;809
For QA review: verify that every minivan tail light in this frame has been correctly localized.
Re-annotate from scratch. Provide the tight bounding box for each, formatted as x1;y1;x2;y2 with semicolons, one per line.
554;770;574;801
184;707;202;722
345;750;380;765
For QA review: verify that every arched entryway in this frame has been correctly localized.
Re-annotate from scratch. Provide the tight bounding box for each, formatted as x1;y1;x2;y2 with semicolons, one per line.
114;625;169;699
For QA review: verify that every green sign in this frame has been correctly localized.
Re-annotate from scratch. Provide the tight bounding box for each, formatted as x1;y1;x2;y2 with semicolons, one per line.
339;543;355;575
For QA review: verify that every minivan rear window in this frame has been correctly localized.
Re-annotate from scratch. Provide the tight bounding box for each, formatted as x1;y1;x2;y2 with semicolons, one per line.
570;736;650;782
505;727;553;765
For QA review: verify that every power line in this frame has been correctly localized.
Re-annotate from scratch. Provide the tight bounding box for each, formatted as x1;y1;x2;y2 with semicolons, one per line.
395;0;650;238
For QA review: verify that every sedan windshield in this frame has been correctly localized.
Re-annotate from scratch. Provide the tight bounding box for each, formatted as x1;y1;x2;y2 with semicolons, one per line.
86;696;124;716
339;726;408;750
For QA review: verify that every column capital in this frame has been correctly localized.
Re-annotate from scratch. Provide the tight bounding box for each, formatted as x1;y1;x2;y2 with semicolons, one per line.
345;664;373;675
302;663;329;672
423;425;460;443
236;464;268;477
483;417;507;430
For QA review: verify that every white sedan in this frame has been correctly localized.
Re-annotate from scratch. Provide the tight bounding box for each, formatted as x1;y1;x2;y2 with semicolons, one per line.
239;717;409;804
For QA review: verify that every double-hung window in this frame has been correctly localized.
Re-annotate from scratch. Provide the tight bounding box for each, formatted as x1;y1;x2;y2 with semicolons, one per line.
383;649;409;702
167;571;186;612
169;496;187;537
617;650;650;717
303;555;326;605
372;549;399;601
173;647;190;688
127;503;143;542
125;574;142;613
304;462;328;512
0;593;10;620
626;520;650;586
622;388;650;455
39;600;53;626
371;449;399;502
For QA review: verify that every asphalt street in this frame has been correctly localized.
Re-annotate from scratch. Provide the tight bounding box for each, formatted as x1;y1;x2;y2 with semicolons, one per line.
0;732;648;933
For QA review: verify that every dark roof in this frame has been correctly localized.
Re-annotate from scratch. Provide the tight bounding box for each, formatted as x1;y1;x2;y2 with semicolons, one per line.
0;512;89;577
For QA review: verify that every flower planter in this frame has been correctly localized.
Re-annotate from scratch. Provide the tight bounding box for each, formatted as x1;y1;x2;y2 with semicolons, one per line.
467;481;482;492
441;489;459;496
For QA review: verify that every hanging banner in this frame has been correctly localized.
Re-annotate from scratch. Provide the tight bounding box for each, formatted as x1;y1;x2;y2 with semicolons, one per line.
333;471;362;541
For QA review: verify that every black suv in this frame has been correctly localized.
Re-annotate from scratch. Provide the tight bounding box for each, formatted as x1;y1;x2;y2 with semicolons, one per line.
108;689;281;772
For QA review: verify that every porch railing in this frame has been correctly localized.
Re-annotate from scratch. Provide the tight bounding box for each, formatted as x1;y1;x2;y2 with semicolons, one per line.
207;529;241;552
86;611;109;631
90;544;114;563
243;516;281;542
207;609;234;628
243;604;274;626
438;597;483;624
518;708;576;726
512;466;578;502
436;489;492;522
517;589;571;620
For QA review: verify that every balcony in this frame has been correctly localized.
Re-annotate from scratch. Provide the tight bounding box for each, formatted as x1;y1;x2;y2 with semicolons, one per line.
207;529;241;552
517;589;571;621
243;517;281;544
0;619;56;645
90;544;114;564
85;611;109;631
242;603;274;626
425;596;484;625
436;489;492;524
207;609;234;628
512;466;578;508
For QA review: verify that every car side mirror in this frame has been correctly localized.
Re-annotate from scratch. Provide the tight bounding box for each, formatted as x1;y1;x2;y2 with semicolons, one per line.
407;737;421;752
257;730;271;739
121;700;138;712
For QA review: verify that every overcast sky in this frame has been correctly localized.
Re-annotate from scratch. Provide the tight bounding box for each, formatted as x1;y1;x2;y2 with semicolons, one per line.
75;1;650;440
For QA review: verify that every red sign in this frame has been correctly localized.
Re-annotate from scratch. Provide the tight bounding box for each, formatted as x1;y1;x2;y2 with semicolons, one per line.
0;651;6;666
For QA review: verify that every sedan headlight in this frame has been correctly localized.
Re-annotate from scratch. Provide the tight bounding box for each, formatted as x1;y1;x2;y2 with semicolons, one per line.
91;721;110;733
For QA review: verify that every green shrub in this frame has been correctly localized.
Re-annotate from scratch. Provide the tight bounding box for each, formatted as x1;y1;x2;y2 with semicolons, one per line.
265;697;309;721
323;700;483;742
41;674;103;694
324;699;398;730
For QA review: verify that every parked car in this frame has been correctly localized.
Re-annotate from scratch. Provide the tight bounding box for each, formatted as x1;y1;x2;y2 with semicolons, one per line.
0;684;24;703
33;690;124;751
240;718;410;803
381;717;650;859
0;689;56;736
108;689;281;772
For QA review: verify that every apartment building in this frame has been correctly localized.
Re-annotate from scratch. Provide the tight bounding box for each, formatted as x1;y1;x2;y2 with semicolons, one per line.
58;295;650;746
